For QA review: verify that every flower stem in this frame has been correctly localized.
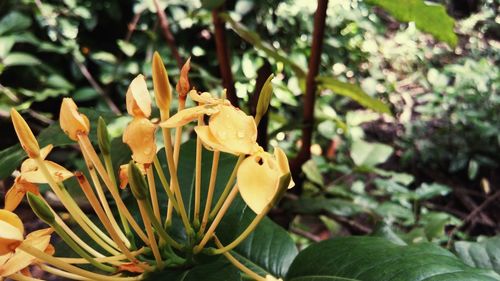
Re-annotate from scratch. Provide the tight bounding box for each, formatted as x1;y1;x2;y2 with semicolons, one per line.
153;156;181;216
38;264;90;281
78;134;149;243
193;115;203;227
146;165;161;222
209;155;244;219
194;185;239;254
199;151;220;235
213;236;265;281
137;200;164;270
141;198;183;250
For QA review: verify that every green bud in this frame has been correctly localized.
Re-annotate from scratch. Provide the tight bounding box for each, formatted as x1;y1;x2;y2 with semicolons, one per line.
128;161;147;200
255;74;274;125
27;192;55;225
97;117;110;155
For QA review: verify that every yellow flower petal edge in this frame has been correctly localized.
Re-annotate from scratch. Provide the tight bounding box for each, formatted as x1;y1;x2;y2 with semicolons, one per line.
0;234;52;277
4;177;39;211
160;104;220;128
126;74;152;118
60;98;90;141
0;210;24;256
10;109;40;158
273;147;295;189
123;118;157;164
21;160;74;184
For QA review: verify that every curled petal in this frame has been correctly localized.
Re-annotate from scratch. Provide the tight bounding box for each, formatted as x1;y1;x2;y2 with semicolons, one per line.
189;90;231;105
119;163;146;189
4;177;39;211
237;151;282;214
160;104;220;128
21;161;73;184
0;235;51;277
123;118;157;164
207;106;258;155
126;74;152;118
0;210;24;255
273;147;295;189
60;98;90;141
10;109;40;158
176;57;191;98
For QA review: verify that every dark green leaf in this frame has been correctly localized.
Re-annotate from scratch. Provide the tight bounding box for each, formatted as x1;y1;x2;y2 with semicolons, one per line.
455;236;500;275
0;12;32;35
366;0;458;47
287;237;500;281
144;257;241;280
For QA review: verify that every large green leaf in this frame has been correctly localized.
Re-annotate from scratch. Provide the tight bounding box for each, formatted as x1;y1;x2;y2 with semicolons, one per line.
366;0;458;47
287;237;500;281
455;236;500;275
317;76;391;114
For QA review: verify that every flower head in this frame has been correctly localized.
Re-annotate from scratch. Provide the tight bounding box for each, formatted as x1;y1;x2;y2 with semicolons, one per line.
19;145;73;184
60;98;90;141
10;109;40;158
123;118;157;164
237;147;294;214
126;74;152;118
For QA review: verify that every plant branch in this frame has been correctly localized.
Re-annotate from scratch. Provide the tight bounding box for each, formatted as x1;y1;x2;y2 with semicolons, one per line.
153;0;183;69
212;7;238;106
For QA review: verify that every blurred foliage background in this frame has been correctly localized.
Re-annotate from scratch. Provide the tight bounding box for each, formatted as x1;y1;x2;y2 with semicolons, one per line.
0;0;499;256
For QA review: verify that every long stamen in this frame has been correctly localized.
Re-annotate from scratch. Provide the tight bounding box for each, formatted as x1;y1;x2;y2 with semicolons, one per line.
76;172;148;268
77;134;149;243
199;151;220;234
146;165;161;221
213;236;266;281
38;264;90;281
33;157;120;255
153;156;181;217
209;155;245;219
137;200;163;269
193;115;203;227
194;185;239;253
57;248;146;265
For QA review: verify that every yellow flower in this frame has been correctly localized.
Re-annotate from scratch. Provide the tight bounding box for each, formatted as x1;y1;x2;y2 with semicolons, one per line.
19;145;73;184
118;163;146;189
123;118;157;164
4;177;39;212
60;98;90;141
161;92;259;155
237;147;294;214
126;74;152;118
0;210;24;255
10;109;40;158
0;227;53;277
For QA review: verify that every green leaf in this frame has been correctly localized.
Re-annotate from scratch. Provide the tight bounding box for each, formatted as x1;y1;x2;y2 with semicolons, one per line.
3;53;41;67
0;36;15;58
284;197;364;217
117;39;137;57
317;76;391;114
350;139;393;168
366;0;458;47
0;12;32;35
201;0;226;10
287;237;500;281
455;236;500;275
145;257;241;280
302;160;324;186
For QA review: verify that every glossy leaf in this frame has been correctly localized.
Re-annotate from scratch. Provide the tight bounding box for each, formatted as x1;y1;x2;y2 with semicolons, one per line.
366;0;458;47
287;237;500;281
455;236;500;275
317;76;391;114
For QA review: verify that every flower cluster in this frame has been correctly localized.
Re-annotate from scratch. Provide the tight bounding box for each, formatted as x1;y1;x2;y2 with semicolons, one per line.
1;52;292;281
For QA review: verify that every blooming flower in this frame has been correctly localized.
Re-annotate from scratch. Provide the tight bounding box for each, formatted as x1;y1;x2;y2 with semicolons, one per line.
60;98;90;141
0;210;24;255
237;147;294;214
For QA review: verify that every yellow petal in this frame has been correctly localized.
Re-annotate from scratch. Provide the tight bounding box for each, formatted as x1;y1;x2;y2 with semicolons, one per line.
0;253;12;266
10;109;40;158
159;104;220;128
21;160;73;184
176;57;191;98
25;228;53;240
126;74;151;118
207;106;258;155
273;147;294;189
189;90;230;105
0;210;24;255
152;52;172;112
0;235;51;277
4;178;39;211
237;151;282;214
123;118;157;164
266;275;283;281
60;98;90;141
20;145;53;173
194;126;234;153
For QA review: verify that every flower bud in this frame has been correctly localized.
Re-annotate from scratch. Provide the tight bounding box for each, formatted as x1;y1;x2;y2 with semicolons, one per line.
152;51;172;112
255;74;274;125
27;192;55;225
10;109;40;158
127;161;148;200
176;57;191;99
97;117;111;155
60;98;90;141
126;75;152;118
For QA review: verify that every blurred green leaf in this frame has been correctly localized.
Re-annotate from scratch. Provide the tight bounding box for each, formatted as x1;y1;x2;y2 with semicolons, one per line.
366;0;458;47
73;87;99;102
117;39;137;57
455;236;500;274
468;159;479;179
351;139;393;167
0;12;32;35
317;76;391;114
0;36;15;58
302;160;324;186
201;0;225;10
3;53;41;67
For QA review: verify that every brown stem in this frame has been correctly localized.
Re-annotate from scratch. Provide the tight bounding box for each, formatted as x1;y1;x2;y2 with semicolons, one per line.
153;0;183;69
250;60;272;150
125;12;142;42
290;0;329;180
212;7;238;107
